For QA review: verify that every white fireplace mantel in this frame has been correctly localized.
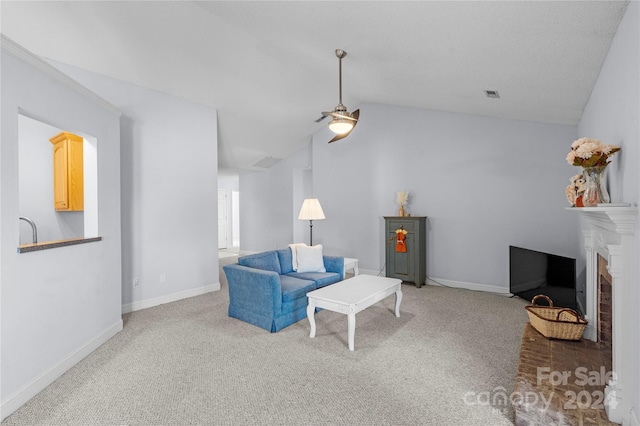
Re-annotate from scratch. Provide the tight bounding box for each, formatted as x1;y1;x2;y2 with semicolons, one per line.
569;205;637;424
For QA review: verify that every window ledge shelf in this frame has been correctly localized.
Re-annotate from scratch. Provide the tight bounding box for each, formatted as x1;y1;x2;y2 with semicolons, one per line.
18;237;102;253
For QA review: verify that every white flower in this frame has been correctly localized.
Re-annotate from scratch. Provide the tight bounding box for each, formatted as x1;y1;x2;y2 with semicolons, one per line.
567;137;620;167
396;191;408;206
571;137;601;150
575;141;600;159
601;144;615;155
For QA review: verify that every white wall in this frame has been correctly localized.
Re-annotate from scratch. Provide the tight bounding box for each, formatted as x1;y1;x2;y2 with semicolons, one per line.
240;146;312;252
1;37;122;419
218;175;239;192
315;104;579;290
49;61;220;313
242;103;579;292
578;2;639;423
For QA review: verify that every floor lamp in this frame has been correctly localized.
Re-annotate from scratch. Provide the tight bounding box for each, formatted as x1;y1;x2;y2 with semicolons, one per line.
298;198;325;246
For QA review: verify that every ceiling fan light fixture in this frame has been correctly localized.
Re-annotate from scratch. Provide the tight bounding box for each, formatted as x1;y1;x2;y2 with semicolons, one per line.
322;49;359;140
329;118;354;134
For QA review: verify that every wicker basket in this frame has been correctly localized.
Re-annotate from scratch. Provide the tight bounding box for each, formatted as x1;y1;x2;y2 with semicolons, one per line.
525;295;588;341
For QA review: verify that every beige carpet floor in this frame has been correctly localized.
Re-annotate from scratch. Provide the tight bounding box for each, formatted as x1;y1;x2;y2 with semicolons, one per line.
2;258;528;425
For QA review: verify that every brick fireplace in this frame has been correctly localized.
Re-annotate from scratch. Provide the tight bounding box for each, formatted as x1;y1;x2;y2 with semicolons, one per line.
514;207;636;425
597;254;612;349
575;206;637;424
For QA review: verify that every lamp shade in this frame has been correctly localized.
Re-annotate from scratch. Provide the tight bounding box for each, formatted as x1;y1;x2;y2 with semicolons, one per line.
298;198;326;221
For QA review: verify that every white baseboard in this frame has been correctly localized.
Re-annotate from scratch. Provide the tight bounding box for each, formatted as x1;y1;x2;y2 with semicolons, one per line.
121;282;220;314
427;276;511;295
358;271;510;295
359;268;385;277
0;319;123;421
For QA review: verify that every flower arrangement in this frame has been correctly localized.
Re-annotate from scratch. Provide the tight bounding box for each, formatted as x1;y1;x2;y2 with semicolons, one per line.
566;137;620;168
396;191;408;216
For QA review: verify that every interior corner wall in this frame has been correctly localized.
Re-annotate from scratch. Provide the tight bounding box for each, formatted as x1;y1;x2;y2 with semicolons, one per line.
1;43;122;419
239;146;311;252
310;103;579;290
577;1;639;422
48;61;220;312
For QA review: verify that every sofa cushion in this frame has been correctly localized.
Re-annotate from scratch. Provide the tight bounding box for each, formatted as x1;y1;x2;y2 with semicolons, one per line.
279;275;316;302
277;248;294;275
296;244;326;273
238;251;281;274
286;272;342;288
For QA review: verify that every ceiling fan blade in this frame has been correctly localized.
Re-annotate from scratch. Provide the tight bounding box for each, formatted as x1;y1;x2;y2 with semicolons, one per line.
321;111;359;121
328;133;348;143
328;109;359;143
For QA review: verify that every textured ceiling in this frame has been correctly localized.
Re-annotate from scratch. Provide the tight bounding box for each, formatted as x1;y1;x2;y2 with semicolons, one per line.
0;1;629;172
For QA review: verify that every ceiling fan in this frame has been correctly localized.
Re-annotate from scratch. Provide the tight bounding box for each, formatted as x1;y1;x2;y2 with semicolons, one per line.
321;49;359;143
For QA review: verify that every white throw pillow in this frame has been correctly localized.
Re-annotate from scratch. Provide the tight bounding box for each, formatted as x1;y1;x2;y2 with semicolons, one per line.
296;244;326;273
288;243;307;271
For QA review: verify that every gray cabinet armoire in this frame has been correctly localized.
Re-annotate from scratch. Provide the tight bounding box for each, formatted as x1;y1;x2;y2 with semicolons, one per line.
384;216;427;288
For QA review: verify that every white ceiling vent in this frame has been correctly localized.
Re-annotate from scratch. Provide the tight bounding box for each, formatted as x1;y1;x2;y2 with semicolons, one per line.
485;90;500;99
253;156;282;168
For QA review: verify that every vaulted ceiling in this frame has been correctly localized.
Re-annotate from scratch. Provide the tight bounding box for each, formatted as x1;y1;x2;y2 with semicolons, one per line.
1;1;629;173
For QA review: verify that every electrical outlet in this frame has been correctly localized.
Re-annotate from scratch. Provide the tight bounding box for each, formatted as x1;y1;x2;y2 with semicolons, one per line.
160;273;166;284
133;277;140;287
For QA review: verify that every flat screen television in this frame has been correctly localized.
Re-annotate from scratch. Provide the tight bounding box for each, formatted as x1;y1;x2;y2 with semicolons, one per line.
509;246;577;310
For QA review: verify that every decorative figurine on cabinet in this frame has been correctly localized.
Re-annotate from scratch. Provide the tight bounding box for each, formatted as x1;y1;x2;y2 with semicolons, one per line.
395;226;408;253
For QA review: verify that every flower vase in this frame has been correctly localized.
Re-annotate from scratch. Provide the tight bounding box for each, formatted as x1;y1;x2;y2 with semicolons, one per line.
582;166;610;207
398;206;405;217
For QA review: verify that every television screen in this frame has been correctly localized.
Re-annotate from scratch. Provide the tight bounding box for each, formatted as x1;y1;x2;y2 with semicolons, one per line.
509;246;577;310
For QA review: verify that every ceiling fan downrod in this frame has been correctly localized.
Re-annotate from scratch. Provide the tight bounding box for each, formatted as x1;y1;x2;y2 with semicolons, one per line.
336;49;347;107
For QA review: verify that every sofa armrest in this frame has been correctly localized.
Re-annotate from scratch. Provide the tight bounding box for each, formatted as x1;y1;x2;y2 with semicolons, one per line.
223;264;282;315
323;255;344;277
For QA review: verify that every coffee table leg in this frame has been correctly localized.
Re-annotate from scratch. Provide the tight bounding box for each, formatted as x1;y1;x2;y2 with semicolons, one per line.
347;313;356;351
395;288;403;317
307;300;316;338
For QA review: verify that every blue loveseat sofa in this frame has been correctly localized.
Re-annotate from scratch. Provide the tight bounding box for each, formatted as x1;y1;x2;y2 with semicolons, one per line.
222;248;344;332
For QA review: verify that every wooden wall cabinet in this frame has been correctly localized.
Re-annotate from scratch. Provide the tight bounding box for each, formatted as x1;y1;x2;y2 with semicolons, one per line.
50;132;84;211
384;216;427;288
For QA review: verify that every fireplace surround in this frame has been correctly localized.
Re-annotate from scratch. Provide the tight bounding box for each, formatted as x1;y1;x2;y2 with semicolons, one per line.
571;206;637;424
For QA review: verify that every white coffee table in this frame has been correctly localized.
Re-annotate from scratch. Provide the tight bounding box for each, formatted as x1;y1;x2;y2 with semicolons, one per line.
306;275;402;351
343;257;359;278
